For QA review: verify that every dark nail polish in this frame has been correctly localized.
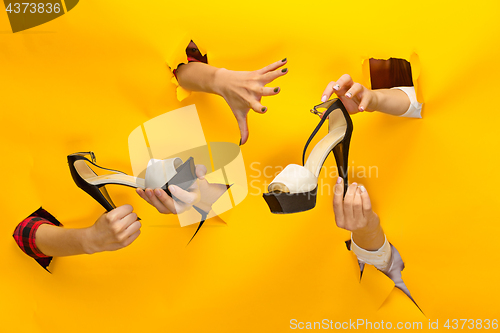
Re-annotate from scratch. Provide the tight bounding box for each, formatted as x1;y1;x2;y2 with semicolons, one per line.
281;58;287;62
261;107;267;112
281;68;288;73
274;87;279;93
239;138;242;146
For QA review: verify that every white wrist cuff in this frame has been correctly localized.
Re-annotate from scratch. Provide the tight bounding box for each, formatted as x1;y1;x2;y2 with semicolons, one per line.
351;234;392;272
391;86;422;118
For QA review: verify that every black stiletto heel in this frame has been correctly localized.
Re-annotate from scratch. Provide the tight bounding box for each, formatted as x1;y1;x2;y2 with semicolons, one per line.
68;152;123;212
331;136;351;196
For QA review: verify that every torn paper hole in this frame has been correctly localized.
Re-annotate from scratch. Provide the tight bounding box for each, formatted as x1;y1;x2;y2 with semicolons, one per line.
346;239;421;311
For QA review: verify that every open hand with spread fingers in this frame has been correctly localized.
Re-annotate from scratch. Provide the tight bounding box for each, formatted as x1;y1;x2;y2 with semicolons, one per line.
213;58;289;145
176;58;288;145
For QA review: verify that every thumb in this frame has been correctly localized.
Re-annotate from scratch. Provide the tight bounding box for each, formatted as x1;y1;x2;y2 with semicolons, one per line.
237;114;249;145
195;164;207;180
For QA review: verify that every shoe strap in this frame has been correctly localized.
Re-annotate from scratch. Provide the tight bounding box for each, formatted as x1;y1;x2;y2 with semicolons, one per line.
302;99;349;166
72;151;127;175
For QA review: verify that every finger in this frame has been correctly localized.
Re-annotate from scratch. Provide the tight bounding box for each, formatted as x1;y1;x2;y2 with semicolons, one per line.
123;220;142;238
261;67;288;84
136;188;152;205
334;74;355;95
149;188;175;214
333;177;345;228
345;82;364;100
249;99;267;114
145;188;156;203
121;229;141;248
195;164;207;180
146;188;172;213
115;211;138;232
359;185;373;217
321;81;337;103
168;185;200;206
261;86;281;97
236;114;249;145
353;187;364;222
256;58;287;74
343;182;358;226
107;204;133;222
357;91;373;112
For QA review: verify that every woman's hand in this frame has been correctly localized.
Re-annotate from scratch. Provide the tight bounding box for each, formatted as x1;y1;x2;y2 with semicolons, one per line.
136;164;206;214
321;74;379;115
34;205;142;256
176;58;288;146
321;74;411;116
83;205;142;254
213;59;288;145
333;178;385;251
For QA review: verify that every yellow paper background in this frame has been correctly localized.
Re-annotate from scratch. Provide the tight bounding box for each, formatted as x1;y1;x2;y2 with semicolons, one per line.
1;0;499;332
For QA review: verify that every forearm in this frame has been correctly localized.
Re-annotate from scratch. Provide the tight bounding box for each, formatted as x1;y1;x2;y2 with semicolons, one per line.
373;89;410;116
175;62;222;95
35;224;93;257
351;224;385;251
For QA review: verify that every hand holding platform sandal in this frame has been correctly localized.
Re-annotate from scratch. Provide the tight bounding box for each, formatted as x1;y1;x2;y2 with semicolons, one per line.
263;98;353;214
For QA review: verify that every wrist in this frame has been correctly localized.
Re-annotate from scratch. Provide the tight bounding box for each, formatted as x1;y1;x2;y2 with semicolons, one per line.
352;225;385;251
80;226;99;255
370;90;382;112
212;67;230;96
352;224;382;239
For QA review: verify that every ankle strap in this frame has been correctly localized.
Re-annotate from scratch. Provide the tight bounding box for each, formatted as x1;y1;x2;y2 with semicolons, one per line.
71;151;96;162
302;99;350;166
70;151;126;175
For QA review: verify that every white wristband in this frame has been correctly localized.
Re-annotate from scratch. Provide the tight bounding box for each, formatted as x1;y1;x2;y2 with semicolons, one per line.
391;86;422;118
351;234;392;273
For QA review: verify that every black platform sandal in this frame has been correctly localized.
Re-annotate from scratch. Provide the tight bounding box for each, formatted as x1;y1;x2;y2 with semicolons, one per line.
263;98;353;214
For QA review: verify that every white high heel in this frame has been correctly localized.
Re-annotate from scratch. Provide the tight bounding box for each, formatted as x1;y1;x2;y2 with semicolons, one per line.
68;152;232;243
67;152;197;212
263;98;353;214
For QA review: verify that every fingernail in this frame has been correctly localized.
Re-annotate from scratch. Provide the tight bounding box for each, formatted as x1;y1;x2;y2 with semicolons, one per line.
359;106;365;111
352;182;358;186
261;107;267;112
359;185;366;193
146;190;153;198
169;185;176;193
239;138;242;146
281;58;287;62
345;92;352;98
336;177;342;184
281;68;288;73
274;87;279;93
155;189;162;197
333;84;340;91
321;95;327;103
